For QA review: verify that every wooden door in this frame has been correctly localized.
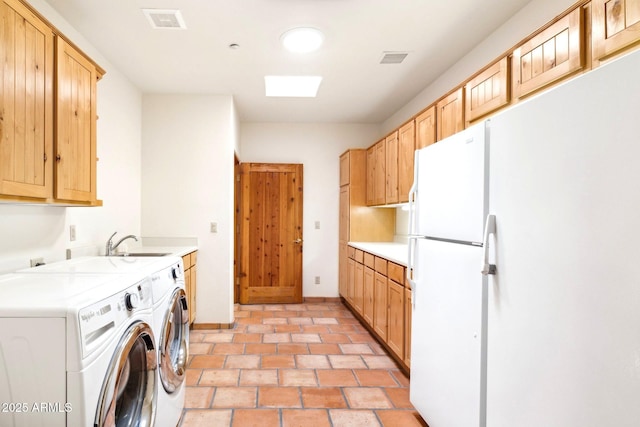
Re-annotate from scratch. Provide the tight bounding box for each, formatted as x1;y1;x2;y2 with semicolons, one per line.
436;88;464;141
239;163;303;304
387;279;405;359
385;131;399;204
347;258;356;306
354;261;364;315
0;0;54;199
55;37;98;202
365;146;375;206
397;120;415;202
374;140;386;205
593;0;640;61
373;271;388;341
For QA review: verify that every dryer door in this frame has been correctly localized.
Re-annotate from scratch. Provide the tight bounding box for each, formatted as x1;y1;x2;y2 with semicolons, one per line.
159;288;189;393
95;321;157;427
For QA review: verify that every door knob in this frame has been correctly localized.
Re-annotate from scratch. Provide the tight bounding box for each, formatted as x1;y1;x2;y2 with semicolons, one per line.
294;238;303;244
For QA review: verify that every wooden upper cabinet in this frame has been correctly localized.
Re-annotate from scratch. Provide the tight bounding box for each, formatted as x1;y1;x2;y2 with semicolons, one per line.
512;7;584;99
373;139;386;205
385;131;399;204
55;37;101;203
465;57;510;124
365;146;375;206
592;0;640;62
339;150;350;186
397;120;415;203
415;106;436;150
436;87;464;141
0;0;54;199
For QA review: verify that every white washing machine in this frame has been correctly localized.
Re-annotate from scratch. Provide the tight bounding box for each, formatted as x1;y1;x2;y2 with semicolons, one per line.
148;261;189;427
0;272;158;427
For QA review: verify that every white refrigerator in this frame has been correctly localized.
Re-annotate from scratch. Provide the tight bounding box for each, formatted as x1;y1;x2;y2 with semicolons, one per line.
408;48;640;427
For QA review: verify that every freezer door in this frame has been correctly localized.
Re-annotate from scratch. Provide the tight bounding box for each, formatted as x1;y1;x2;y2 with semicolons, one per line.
415;121;488;243
410;238;486;427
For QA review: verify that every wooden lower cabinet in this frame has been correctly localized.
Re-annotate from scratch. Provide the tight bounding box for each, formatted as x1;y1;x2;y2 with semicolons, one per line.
182;250;198;325
387;279;405;359
363;266;374;326
354;261;364;315
347;258;356;307
373;271;388;342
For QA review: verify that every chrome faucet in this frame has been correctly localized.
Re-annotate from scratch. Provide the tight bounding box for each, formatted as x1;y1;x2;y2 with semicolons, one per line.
105;232;138;256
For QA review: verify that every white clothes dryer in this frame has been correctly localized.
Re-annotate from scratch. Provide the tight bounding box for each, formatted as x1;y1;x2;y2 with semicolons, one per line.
0;273;157;427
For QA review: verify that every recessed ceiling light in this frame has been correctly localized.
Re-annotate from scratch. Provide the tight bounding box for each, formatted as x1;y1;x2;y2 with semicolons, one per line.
281;27;324;54
265;76;323;97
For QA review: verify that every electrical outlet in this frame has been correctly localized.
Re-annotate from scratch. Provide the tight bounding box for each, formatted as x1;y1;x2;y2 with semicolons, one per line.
314;221;320;229
30;257;44;267
314;276;321;285
69;225;76;241
210;222;218;233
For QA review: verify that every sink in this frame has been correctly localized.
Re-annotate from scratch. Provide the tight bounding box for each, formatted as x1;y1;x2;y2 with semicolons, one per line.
113;252;171;257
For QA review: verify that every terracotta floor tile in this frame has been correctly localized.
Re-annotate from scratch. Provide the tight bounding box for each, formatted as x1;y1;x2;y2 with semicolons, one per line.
261;354;296;369
232;409;280;427
211;386;257;408
384;388;413;409
343;387;393;409
238;305;264;311
211;343;245;355
189;355;226;369
262;318;288;325
246;324;275;333
202;334;234;343
273;324;301;332
225;355;261;369
278;311;301;318
263;304;286;311
234;310;251;318
312;317;339;325
250;310;274;318
236;317;263;325
291;333;322;343
308;343;342;354
295;354;331;369
239;369;279;386
279;369;318;386
301;325;330;333
188;343;213;354
179;409;232;427
277;343;310;354
319;333;351;343
282;409;331;427
244;343;277;354
329;409;382;427
186;369;202;386
327;325;359;333
262;333;291;343
390;370;410;387
199;369;240;386
340;343;374;354
184;386;214;408
376;410;428;427
362;355;399;369
316;369;359;387
232;333;263;343
300;387;347;408
328;355;368;369
354;369;399;387
258;386;302;408
188;331;207;342
289;317;314;325
349;333;378;343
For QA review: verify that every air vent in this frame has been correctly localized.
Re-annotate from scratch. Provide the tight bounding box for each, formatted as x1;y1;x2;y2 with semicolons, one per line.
142;9;187;30
380;52;409;64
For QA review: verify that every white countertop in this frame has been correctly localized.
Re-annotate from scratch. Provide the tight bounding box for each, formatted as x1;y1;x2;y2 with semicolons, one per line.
348;241;408;266
122;245;198;258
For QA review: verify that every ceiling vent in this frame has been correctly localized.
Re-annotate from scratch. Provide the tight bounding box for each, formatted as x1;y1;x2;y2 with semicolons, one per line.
142;9;187;30
380;52;409;64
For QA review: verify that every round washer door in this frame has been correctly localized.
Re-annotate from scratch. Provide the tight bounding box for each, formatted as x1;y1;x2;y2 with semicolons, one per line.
159;288;189;393
95;321;157;427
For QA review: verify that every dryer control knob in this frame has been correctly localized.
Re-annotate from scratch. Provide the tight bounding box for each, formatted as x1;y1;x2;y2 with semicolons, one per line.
171;267;181;280
125;293;139;311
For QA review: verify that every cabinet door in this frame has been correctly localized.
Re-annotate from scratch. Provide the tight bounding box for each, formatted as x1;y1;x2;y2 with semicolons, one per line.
385;131;398;204
363;266;375;326
184;266;192;323
347;258;356;306
404;287;412;367
415;106;436;150
397;120;415;203
374;140;386;205
339;243;348;298
387;280;405;359
512;7;583;99
354;261;364;315
0;0;54;199
366;146;375;206
465;57;510;124
55;37;98;202
592;0;640;61
339;186;349;241
437;88;464;141
373;272;388;341
339;151;350;186
189;263;197;324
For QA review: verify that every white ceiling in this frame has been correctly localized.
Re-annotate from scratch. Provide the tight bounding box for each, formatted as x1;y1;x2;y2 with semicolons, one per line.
44;0;532;123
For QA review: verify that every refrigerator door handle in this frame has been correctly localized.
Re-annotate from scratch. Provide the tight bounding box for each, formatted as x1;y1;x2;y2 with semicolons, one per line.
407;150;419;237
407;236;417;307
481;214;497;275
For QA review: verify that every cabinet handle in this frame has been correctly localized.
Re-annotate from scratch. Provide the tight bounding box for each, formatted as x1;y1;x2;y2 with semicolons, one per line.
56;154;61;162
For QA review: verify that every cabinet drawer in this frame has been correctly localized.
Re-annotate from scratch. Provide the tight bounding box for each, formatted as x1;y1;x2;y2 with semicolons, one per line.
354;249;364;263
364;252;375;269
347;246;356;260
388;262;405;285
374;257;388;275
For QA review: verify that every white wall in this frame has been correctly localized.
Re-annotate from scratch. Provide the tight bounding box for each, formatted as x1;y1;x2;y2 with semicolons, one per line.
0;0;142;273
240;123;380;297
141;95;237;323
381;0;578;135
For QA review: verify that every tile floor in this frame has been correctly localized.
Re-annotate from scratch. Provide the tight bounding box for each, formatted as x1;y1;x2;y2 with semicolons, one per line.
180;300;427;427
